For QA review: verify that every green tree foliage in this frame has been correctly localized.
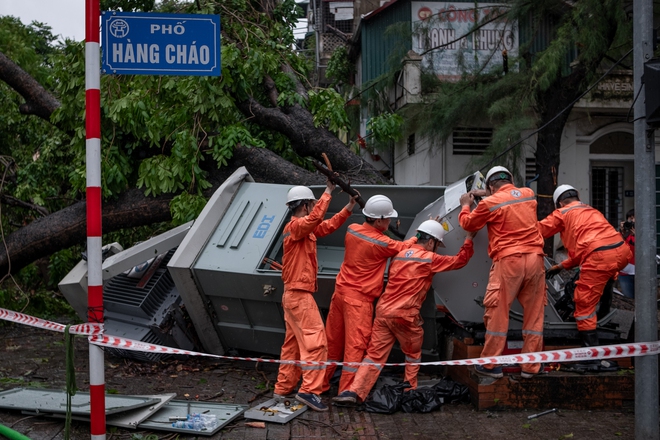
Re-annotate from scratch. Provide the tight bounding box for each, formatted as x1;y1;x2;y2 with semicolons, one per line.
367;113;405;153
410;0;630;170
0;0;343;222
397;0;632;254
0;0;370;295
326;46;354;87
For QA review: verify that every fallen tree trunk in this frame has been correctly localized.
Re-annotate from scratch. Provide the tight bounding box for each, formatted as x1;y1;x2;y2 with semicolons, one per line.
0;146;328;276
0;50;387;277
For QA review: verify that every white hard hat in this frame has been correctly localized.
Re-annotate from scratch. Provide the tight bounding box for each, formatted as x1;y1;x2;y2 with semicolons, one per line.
362;195;398;219
485;166;512;184
553;184;579;205
417;220;446;245
286;186;315;204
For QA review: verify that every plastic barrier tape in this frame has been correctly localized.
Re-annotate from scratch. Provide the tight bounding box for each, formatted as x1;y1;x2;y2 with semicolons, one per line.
88;333;660;368
0;307;103;335
2;307;658;367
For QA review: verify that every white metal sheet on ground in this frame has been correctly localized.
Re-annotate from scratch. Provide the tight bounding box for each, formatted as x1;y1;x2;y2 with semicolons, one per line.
0;388;159;415
137;400;248;436
106;393;177;428
243;397;307;423
27;393;177;429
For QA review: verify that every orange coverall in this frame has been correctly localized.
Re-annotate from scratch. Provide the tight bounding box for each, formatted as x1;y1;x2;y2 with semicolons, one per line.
459;184;545;375
323;223;417;393
347;239;474;401
274;193;352;396
538;201;630;331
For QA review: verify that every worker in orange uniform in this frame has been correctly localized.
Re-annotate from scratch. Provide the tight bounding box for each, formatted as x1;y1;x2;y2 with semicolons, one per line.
333;220;475;404
540;185;630;349
323;195;417;396
273;181;358;412
458;166;546;379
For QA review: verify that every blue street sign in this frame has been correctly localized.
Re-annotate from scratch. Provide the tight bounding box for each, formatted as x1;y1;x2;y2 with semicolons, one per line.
102;12;221;76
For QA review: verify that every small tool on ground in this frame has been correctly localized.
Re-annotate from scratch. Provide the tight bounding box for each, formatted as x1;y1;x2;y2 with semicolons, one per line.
527;408;557;419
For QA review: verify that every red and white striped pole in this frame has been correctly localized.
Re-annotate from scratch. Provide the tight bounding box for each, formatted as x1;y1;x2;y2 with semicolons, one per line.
85;0;106;439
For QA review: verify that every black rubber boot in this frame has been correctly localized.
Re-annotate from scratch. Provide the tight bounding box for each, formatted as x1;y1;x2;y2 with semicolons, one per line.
580;330;599;347
578;330;618;370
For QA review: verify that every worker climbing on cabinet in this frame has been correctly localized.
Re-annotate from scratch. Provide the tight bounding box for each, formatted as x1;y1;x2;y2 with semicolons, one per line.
323;195;417;396
539;184;631;356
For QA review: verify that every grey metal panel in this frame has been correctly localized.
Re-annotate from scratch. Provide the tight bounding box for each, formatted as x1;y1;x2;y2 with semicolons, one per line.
101;222;192;280
58;242;124;320
217;325;286;355
138;400;248;436
57;259;90;320
45;394;177;429
106;393;177;429
168;167;254;355
0;388;159;415
189;182;444;356
102;316;175;362
194;182;290;274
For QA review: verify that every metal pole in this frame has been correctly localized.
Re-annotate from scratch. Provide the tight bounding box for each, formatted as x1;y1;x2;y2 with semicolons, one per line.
85;1;106;439
633;0;659;438
312;0;321;85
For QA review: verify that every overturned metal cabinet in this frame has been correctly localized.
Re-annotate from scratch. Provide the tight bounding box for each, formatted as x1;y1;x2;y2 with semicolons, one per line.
408;171;618;334
58;167;625;362
168;167;447;357
58;222;197;360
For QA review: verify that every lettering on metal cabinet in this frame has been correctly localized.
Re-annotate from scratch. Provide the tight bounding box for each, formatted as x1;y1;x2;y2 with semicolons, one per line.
253;215;276;239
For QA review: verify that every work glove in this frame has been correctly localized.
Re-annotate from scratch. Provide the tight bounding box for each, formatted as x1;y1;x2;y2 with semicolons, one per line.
545;264;562;279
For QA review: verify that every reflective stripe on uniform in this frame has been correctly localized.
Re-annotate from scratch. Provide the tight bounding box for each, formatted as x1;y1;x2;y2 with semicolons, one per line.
392;257;433;263
301;364;326;371
405;355;421;363
560;203;589;215
575;311;596;321
362;358;383;372
486;330;507;337
489;196;536;212
522;329;543;336
347;228;389;247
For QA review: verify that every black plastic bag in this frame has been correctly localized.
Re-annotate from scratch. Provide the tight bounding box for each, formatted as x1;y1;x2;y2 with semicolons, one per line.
364;381;410;414
364;378;470;414
430;378;470;404
400;386;443;413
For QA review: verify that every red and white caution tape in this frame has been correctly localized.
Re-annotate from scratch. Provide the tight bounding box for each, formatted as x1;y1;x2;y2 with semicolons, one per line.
2;307;659;368
0;307;103;335
89;333;660;368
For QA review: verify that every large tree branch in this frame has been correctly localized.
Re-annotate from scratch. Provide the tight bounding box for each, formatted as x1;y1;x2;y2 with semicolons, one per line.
0;51;60;121
236;97;387;183
0;145;324;276
0;195;50;217
0;50;387;276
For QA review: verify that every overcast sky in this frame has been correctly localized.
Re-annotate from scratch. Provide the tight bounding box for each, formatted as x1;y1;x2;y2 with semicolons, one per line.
0;0;86;42
0;0;307;43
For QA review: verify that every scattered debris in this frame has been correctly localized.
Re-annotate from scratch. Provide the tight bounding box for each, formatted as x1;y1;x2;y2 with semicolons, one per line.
528;408;557;419
244;397;307;423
